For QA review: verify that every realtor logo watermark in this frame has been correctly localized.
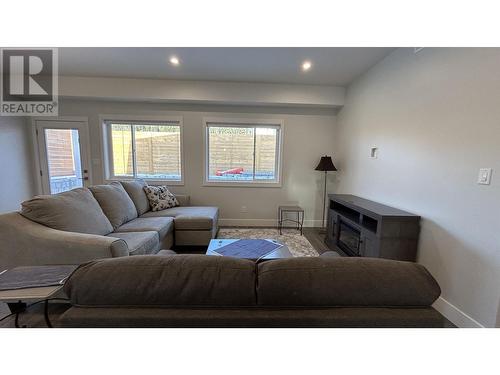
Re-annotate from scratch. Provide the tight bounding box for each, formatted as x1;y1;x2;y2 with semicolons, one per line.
1;48;58;116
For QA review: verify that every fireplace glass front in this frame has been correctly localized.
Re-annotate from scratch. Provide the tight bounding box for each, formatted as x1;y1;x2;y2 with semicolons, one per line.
338;221;361;256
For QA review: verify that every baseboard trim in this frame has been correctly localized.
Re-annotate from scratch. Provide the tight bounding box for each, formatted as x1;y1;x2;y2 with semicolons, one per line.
219;218;323;227
433;297;484;328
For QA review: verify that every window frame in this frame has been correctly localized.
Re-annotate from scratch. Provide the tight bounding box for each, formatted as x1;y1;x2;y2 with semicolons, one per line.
101;115;184;185
203;117;284;187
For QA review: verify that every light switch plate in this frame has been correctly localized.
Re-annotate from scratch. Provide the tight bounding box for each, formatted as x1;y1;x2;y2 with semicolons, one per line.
477;168;492;185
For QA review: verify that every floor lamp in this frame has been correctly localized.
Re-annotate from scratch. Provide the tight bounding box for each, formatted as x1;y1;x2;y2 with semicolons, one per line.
315;155;337;232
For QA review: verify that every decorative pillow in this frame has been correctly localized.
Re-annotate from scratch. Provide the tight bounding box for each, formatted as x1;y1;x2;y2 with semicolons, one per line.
143;185;179;211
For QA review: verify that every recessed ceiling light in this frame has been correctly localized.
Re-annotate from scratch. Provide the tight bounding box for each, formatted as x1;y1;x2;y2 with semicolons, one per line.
169;56;180;66
301;60;312;71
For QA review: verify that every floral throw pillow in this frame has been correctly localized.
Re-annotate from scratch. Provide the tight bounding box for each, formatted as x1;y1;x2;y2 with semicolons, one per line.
143;185;179;211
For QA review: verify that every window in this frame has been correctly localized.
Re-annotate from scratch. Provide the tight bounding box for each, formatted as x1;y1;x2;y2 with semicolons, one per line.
104;117;183;183
205;119;282;185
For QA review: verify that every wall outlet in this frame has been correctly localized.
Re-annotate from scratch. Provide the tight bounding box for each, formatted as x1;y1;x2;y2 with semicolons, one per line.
477;168;492;185
240;206;248;213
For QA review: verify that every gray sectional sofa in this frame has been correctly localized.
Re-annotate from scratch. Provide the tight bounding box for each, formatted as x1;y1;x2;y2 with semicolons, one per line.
0;180;218;270
59;254;446;328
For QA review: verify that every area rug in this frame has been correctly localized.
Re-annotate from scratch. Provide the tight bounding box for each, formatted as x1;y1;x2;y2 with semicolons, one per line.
217;228;319;257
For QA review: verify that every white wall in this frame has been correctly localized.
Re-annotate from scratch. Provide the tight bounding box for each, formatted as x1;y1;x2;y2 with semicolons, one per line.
336;48;500;327
0;117;35;213
58;100;338;226
59;76;345;108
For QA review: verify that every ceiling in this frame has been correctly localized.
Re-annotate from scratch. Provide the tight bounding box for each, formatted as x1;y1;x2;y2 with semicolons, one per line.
59;48;395;86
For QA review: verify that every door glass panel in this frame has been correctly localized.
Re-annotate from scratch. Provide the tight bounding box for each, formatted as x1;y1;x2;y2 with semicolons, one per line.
44;128;83;194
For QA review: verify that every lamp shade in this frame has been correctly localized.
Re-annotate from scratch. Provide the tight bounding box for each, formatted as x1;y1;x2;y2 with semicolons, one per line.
315;155;337;171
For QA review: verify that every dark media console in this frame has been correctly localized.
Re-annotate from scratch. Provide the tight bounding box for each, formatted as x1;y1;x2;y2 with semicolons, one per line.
325;194;420;262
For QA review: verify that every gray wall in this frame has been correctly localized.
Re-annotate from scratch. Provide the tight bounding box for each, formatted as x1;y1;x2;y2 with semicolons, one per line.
0;116;35;319
335;48;500;327
59;100;338;226
0;116;35;213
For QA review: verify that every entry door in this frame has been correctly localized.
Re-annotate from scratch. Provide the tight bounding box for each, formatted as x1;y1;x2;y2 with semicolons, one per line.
35;119;91;195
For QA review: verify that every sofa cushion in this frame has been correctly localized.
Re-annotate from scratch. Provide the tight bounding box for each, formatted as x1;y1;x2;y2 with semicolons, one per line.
89;182;138;230
120;179;150;215
114;217;174;242
257;257;441;307
21;188;113;236
107;231;159;255
141;206;218;231
64;255;256;307
174;194;190;207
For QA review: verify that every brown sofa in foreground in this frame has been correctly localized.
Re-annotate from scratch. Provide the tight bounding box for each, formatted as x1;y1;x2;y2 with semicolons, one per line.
59;254;445;328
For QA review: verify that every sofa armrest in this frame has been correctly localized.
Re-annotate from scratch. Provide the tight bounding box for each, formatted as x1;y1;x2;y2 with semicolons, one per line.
175;194;190;206
0;212;128;270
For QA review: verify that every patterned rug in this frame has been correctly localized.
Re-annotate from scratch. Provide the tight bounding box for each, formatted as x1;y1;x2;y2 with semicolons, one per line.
217;228;319;257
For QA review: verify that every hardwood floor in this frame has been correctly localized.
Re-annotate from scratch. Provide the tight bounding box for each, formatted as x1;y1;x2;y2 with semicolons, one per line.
303;227;331;255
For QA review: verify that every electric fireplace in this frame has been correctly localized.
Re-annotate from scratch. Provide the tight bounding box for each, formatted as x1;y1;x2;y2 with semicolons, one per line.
325;194;421;261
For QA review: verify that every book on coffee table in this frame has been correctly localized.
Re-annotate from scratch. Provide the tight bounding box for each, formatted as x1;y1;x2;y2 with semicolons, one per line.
210;239;284;260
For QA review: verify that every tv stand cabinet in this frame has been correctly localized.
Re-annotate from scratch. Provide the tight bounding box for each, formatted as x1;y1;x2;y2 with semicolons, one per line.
325;194;420;261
